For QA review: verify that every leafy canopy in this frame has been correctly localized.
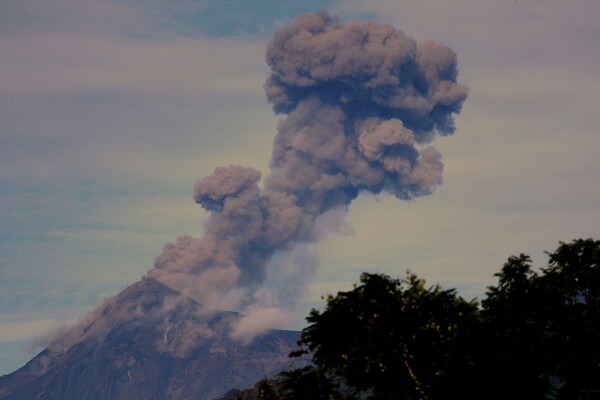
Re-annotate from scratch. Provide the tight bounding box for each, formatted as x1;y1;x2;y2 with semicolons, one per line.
231;239;600;400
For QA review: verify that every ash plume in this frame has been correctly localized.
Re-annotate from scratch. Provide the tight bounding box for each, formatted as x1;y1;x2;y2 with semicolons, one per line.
149;11;468;337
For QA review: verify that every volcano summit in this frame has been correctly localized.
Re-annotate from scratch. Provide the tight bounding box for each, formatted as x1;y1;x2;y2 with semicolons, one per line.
0;278;301;400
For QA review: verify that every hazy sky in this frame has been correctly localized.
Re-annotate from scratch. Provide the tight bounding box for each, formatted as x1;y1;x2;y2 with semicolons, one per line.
1;0;599;375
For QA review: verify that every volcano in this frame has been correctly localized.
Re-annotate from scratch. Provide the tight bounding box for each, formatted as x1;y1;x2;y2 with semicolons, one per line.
0;278;302;400
0;11;470;400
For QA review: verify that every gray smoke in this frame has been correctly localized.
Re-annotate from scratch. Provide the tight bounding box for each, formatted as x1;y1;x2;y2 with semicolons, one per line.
149;11;467;335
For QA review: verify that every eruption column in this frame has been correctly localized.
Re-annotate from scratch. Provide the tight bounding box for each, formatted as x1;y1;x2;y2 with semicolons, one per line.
149;12;468;315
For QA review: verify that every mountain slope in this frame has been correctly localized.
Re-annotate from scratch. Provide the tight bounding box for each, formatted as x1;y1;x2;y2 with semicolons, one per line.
0;278;302;400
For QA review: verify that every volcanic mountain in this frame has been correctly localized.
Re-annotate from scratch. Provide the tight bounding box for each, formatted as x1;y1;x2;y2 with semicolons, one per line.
0;277;303;400
0;10;471;400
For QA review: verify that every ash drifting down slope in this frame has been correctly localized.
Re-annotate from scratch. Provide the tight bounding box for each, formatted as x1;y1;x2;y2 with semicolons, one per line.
0;278;302;400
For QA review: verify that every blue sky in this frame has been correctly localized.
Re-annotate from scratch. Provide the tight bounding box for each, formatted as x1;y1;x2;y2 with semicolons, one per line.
1;0;599;375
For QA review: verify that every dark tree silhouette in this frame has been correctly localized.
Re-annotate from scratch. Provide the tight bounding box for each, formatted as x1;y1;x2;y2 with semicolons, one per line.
229;239;600;400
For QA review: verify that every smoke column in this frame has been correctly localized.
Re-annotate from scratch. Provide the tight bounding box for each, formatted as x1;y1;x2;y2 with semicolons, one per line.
149;11;468;333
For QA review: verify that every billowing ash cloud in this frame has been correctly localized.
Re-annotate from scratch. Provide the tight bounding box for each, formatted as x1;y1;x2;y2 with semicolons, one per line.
149;11;467;336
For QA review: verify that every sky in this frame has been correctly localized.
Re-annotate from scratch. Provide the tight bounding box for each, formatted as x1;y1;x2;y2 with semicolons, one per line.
1;0;599;375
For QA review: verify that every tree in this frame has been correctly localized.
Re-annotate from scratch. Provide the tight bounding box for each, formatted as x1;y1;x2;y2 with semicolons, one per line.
233;239;600;400
248;366;355;400
236;272;480;400
481;239;600;399
299;272;479;400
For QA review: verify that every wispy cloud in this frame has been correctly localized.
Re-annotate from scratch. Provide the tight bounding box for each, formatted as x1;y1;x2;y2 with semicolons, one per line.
0;315;74;344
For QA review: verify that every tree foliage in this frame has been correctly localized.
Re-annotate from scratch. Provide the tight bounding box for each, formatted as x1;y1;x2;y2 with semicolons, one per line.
299;273;479;399
480;239;600;399
232;239;600;400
